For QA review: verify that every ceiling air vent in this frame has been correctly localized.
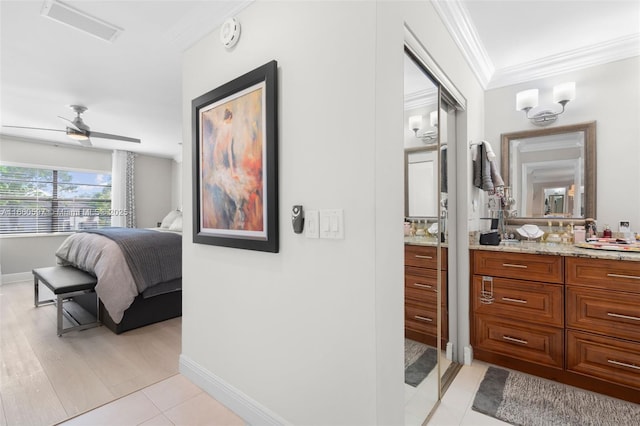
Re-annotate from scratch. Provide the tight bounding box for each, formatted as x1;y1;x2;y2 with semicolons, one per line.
40;0;123;42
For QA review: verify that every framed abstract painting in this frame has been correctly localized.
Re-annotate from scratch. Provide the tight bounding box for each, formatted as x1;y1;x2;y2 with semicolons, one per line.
192;60;278;252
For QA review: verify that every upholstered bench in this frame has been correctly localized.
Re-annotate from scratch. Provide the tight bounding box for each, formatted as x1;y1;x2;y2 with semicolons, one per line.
33;266;100;336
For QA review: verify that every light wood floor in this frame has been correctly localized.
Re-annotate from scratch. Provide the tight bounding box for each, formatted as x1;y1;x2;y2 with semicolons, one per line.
0;280;181;426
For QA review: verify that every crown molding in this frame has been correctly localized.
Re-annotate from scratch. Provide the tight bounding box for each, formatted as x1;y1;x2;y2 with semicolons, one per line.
404;88;438;111
433;1;640;90
487;34;640;89
431;0;494;89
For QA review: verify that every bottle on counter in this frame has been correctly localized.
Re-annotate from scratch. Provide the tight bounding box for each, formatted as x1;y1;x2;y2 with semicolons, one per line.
585;218;596;239
603;225;613;238
404;221;411;236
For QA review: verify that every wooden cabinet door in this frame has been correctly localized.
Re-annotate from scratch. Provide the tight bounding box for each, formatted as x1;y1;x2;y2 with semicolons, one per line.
566;257;640;292
472;275;564;327
566;285;640;342
405;245;448;269
473;250;563;284
474;314;564;369
567;330;640;390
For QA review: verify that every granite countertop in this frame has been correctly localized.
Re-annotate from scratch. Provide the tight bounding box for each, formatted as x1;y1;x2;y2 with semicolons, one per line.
405;235;640;261
404;236;439;247
469;241;640;262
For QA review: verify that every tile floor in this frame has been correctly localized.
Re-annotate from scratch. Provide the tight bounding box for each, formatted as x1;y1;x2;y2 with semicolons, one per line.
427;360;509;425
60;361;504;425
59;374;246;426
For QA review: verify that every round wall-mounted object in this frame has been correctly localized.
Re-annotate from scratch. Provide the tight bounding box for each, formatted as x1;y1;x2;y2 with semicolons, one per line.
220;17;241;49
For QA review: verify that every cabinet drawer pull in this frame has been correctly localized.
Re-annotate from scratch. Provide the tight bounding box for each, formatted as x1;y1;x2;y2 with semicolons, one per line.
414;315;433;322
607;273;640;280
502;335;528;345
607;312;640;322
413;283;433;289
607;359;640;371
415;255;433;259
503;263;527;269
502;297;527;304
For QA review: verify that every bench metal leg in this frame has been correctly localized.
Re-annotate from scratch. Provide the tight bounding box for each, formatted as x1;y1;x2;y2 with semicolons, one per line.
54;289;101;336
34;277;55;307
34;279;100;336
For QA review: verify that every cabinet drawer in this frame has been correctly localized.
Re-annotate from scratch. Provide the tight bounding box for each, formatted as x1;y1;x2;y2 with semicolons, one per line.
566;257;640;293
566;286;640;341
405;303;438;336
472;275;564;327
405;270;447;306
405;245;447;270
405;303;448;340
567;330;640;390
473;251;563;284
474;314;563;369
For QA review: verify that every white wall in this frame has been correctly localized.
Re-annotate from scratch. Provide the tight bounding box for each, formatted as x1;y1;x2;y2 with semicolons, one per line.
181;1;484;424
171;160;182;211
134;154;175;228
484;57;640;230
0;137;176;275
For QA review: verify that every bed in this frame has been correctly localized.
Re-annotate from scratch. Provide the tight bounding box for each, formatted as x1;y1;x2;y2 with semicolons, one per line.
54;210;183;334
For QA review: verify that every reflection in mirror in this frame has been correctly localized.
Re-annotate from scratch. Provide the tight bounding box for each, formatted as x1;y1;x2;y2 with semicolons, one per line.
405;147;438;218
403;50;440;423
403;46;463;423
501;122;596;223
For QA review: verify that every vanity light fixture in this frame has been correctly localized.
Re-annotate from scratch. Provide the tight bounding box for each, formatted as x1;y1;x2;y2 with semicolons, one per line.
409;111;438;142
516;82;575;126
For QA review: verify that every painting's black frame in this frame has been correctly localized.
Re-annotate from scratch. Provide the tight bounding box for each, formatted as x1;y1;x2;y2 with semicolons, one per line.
192;60;279;252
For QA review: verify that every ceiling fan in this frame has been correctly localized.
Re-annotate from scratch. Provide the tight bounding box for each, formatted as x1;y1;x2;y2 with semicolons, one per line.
2;105;141;147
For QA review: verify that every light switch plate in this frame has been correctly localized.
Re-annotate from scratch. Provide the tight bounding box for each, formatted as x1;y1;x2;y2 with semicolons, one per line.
305;209;319;238
319;209;344;239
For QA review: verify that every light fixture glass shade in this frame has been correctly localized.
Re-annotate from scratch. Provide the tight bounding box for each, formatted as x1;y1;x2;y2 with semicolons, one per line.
516;89;538;111
553;82;576;103
67;130;89;140
409;115;422;132
429;110;438;128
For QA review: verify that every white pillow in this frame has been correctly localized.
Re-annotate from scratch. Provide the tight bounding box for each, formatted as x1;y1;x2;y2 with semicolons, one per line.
160;210;181;228
169;215;182;232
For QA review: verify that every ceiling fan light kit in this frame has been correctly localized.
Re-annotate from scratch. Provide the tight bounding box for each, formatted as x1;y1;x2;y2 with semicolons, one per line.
2;104;140;146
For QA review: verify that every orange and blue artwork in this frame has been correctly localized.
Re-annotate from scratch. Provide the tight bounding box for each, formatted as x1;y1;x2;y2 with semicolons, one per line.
199;81;266;238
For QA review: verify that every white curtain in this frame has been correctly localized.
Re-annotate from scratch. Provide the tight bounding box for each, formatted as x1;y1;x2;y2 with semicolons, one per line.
111;150;136;227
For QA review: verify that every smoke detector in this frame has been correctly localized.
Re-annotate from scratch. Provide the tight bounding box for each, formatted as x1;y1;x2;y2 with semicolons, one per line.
220;17;240;49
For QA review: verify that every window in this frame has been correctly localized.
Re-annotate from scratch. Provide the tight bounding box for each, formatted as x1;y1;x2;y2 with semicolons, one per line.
0;165;112;234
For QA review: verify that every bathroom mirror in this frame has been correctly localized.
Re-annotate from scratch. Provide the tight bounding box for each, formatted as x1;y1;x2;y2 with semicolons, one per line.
403;46;463;424
405;145;439;219
501;121;596;223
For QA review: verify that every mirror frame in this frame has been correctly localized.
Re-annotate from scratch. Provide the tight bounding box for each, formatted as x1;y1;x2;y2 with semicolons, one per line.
404;144;439;220
500;121;597;224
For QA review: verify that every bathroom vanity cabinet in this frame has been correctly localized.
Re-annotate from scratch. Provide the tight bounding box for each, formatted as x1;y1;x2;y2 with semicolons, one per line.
405;244;448;348
472;251;564;369
565;257;640;393
470;248;640;404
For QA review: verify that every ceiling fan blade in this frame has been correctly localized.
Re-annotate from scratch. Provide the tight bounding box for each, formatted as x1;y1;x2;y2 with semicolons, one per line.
89;131;141;143
2;125;66;132
58;116;82;132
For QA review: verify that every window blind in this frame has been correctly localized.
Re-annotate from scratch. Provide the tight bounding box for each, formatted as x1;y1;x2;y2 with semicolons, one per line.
0;165;112;234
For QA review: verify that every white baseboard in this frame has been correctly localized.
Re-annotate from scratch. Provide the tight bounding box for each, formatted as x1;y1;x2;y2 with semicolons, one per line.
1;272;32;285
445;342;453;361
464;345;473;365
179;354;289;426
